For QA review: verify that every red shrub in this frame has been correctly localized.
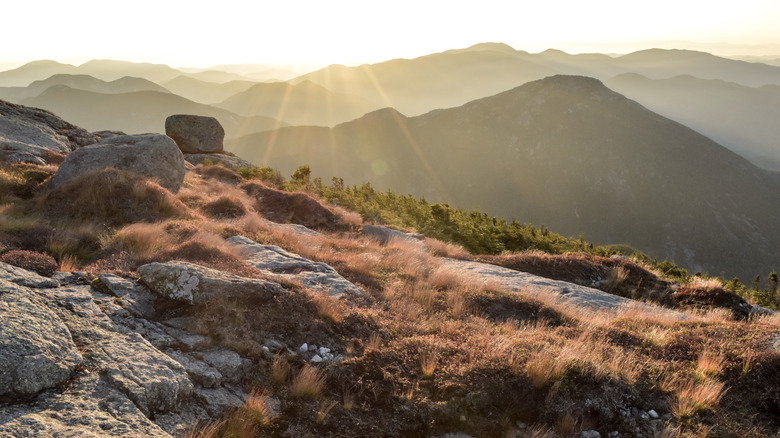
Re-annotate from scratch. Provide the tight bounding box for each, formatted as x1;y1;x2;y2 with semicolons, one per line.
0;250;58;276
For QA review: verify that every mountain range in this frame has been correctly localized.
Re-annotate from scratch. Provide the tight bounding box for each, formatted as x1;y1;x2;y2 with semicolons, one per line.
21;86;284;137
604;73;780;171
227;75;780;281
2;45;780;168
2;45;780;279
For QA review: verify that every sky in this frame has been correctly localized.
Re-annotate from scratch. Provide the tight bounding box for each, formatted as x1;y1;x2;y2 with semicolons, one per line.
3;0;780;69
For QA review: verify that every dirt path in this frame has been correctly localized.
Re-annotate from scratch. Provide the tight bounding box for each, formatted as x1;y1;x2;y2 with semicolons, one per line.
440;258;689;320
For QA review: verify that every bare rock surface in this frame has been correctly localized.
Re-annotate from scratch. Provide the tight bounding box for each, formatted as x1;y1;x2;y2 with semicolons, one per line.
0;373;170;437
362;224;425;245
0;261;60;288
0;99;98;163
165;114;224;154
0;279;82;398
184;152;255;170
138;260;287;305
440;258;688;319
228;235;362;296
51;133;186;193
43;285;193;417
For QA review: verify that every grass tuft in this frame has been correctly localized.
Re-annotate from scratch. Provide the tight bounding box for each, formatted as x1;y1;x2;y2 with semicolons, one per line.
290;365;326;399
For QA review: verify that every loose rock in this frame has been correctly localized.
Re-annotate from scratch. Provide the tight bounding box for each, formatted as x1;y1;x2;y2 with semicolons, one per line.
165;114;224;154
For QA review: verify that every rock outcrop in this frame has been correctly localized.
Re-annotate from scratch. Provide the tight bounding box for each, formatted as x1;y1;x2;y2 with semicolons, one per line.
361;224;425;245
0;99;98;164
138;260;287;305
50;133;186;193
0;279;82;398
227;235;362;296
165;114;224;154
184;152;255;170
0;261;262;436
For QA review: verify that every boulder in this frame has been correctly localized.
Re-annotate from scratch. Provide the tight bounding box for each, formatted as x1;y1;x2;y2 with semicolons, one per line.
165;114;224;154
138;260;286;305
51;133;186;193
0;99;98;164
0;279;83;398
227;235;362;296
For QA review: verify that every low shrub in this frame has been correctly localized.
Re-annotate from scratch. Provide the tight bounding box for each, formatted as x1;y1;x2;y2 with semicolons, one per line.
0;249;58;276
201;195;248;219
29;168;196;227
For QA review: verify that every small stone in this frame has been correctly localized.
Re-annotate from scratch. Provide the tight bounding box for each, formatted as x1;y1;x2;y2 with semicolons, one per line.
262;346;270;353
318;347;331;355
299;343;308;353
581;431;601;438
264;339;285;352
639;410;649;420
648;409;659;419
308;344;317;352
310;355;323;363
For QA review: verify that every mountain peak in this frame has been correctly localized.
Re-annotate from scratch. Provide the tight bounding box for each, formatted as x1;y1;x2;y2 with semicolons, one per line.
463;42;517;53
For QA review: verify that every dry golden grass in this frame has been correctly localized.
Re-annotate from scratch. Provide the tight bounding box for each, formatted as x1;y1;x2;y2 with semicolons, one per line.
525;350;567;389
310;292;345;323
271;355;290;385
114;222;172;258
695;349;725;380
242;390;279;426
341;388;355;410
290;365;326;399
423;237;470;259
332;205;363;227
671;379;726;418
689;276;724;290
606;265;629;290
184;420;224;438
420;350;438;379
57;254;80;272
554;412;576;435
317;400;338;424
365;332;382;351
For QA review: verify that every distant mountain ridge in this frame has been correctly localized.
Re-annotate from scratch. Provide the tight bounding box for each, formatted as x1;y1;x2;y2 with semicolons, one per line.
22;86;284;137
0;74;170;102
227;75;780;281
605;73;780;171
215;80;380;126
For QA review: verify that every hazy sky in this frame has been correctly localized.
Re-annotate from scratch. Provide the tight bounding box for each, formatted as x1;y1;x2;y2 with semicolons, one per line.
3;0;780;68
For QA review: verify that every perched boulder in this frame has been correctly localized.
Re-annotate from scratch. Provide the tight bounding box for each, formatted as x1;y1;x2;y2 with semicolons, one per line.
0;279;83;398
0;99;98;164
228;235;362;296
51;133;186;193
138;261;286;305
165;114;224;154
